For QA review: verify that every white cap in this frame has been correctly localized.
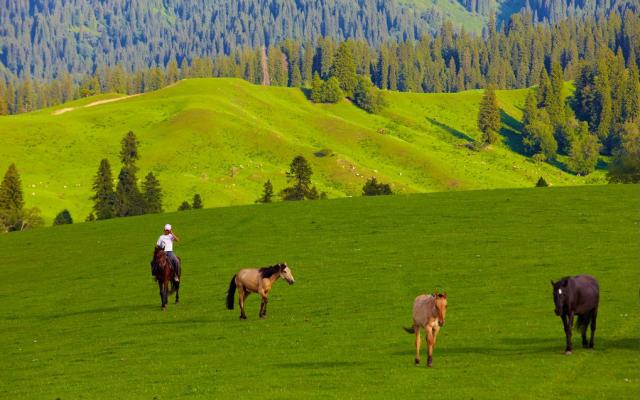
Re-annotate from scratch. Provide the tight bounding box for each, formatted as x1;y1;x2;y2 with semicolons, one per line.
164;224;172;231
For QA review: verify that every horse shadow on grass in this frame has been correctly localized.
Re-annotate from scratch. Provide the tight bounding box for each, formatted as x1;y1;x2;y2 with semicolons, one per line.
426;117;475;143
392;336;639;358
43;304;159;320
272;361;364;369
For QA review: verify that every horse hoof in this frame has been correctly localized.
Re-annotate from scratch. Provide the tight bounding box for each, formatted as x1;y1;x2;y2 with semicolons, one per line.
240;316;247;320
565;350;572;356
414;358;420;366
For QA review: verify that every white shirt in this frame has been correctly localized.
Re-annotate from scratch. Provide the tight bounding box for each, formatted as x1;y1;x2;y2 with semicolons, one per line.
157;234;175;252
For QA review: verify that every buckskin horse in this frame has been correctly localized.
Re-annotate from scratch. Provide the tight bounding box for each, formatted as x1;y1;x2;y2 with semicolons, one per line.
226;263;295;319
551;274;599;355
404;290;448;367
151;246;181;310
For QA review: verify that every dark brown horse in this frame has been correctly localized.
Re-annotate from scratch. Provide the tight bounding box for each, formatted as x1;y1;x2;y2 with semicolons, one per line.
551;275;599;355
226;263;295;319
151;246;180;309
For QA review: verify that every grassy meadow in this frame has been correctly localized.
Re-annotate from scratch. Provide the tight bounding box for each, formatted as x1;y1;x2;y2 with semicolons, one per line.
1;184;638;399
0;78;605;223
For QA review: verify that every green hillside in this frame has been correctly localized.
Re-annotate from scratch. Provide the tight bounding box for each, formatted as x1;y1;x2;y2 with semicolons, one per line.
1;185;638;398
0;78;606;222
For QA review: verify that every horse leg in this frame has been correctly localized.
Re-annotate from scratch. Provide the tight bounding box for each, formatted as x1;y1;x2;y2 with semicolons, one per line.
589;309;597;349
563;312;573;354
259;296;269;319
426;327;435;367
581;313;590;348
158;281;165;309
174;281;180;304
414;326;421;365
238;286;247;320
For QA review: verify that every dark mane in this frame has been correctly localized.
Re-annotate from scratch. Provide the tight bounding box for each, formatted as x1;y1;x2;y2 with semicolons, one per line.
259;264;283;278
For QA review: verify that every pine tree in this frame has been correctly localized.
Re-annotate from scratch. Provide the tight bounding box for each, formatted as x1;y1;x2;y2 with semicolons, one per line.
114;131;144;217
142;172;163;213
320;77;343;103
608;121;640;183
53;209;73;225
477;86;501;145
281;155;315;201
120;131;140;168
91;159;115;220
353;76;386;114
595;58;613;152
178;201;192;211
568;122;600;175
310;72;324;103
0;163;25;232
329;42;357;97
192;193;203;209
256;180;274;203
362;177;393;196
0;163;24;212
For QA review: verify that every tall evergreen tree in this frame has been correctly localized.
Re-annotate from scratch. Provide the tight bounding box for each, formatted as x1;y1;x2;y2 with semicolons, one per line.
256;180;274;203
0;163;24;212
91;159;115;220
142;172;163;213
114;131;144;217
192;193;203;209
329;42;358;97
608;121;640;183
281;155;317;201
568;122;600;175
0;163;26;232
477;86;501;144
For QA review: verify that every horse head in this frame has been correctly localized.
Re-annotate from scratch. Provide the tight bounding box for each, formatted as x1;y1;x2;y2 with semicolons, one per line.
278;263;295;285
551;278;570;316
433;289;448;327
153;245;166;261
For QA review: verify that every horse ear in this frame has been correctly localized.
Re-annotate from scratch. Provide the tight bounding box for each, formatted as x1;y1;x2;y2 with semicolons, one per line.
550;280;555;287
434;288;439;296
443;291;447;298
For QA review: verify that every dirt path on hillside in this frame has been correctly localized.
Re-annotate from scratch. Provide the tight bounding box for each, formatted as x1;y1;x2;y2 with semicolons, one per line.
52;93;141;115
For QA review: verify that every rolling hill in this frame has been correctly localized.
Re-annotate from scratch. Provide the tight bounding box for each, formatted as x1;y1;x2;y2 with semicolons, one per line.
1;185;638;398
0;78;607;223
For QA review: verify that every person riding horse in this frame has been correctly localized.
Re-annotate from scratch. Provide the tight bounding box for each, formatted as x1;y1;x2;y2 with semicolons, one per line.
156;223;181;282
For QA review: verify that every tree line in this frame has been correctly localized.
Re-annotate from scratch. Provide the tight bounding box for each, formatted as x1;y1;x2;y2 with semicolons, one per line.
1;10;638;116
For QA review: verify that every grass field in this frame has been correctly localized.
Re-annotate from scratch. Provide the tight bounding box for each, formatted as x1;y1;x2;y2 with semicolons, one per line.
0;78;605;224
1;184;638;398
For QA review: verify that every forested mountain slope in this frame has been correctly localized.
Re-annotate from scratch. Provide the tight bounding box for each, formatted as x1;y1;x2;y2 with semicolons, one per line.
1;0;637;82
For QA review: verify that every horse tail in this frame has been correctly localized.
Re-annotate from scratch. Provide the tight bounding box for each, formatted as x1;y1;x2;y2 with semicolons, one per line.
576;312;592;330
226;275;237;310
403;326;415;334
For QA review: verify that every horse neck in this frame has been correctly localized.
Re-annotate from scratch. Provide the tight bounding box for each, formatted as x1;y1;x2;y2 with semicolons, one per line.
268;272;281;284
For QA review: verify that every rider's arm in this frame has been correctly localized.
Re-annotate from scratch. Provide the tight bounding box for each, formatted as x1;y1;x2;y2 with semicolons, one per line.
171;232;180;242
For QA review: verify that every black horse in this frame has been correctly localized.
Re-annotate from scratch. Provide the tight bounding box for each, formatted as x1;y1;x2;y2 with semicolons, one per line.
551;275;599;355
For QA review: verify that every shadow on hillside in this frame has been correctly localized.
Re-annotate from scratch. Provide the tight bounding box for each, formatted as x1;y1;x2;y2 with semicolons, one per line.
499;109;525;154
548;158;572;174
44;304;152;320
300;87;312;101
596;158;608;171
426;117;474;142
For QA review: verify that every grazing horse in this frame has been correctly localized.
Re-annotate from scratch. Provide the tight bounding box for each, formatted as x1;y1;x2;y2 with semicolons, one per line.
151;246;181;309
404;290;448;367
551;274;599;355
226;263;295;319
